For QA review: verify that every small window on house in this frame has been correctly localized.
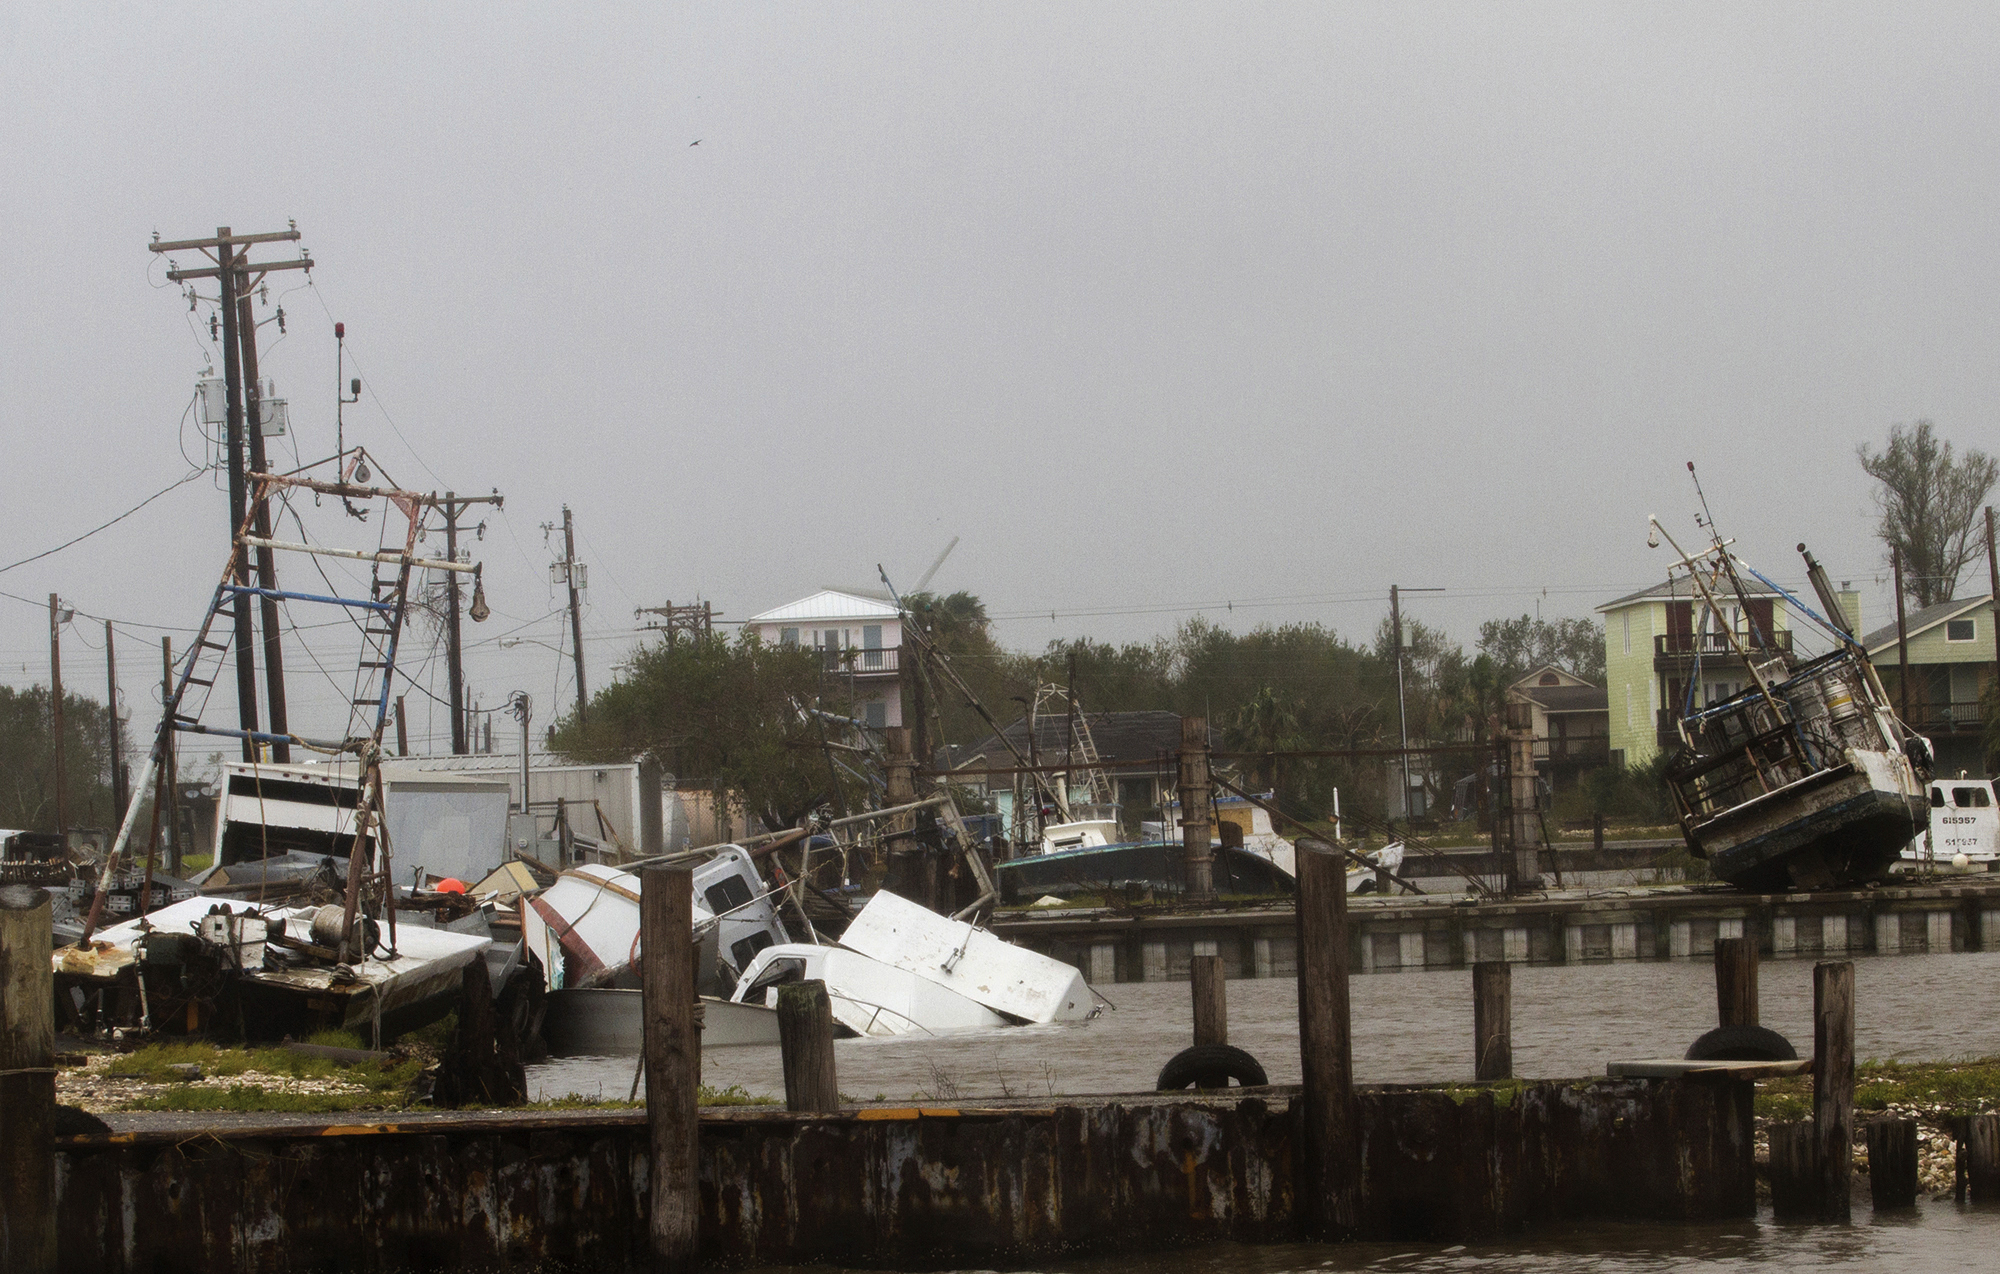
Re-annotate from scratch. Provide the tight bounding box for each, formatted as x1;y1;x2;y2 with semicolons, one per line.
1947;618;1976;642
1539;672;1561;686
780;627;799;647
864;700;887;729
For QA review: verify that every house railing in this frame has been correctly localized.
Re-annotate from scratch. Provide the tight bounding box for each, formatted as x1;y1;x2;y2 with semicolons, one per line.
1653;630;1792;660
1533;736;1611;766
1900;701;1986;734
818;647;899;674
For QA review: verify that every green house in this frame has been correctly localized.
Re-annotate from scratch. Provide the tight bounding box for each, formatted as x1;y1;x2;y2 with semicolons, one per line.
1595;579;1845;768
1863;593;1995;776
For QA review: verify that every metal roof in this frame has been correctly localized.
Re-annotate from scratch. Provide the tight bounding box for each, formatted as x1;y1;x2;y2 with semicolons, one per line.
747;589;902;624
1596;576;1785;613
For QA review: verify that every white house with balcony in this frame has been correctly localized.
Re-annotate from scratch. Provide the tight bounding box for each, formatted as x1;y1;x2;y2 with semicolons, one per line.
746;589;904;730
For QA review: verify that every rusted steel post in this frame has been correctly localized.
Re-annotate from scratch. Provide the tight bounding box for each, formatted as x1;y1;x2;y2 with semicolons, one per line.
1866;1117;1919;1210
1180;716;1213;899
1768;1121;1816;1219
1713;936;1759;1027
776;980;841;1112
641;865;698;1268
1966;1113;2000;1202
1295;838;1357;1239
1813;960;1855;1222
0;886;56;1274
1191;953;1227;1046
1472;961;1512;1081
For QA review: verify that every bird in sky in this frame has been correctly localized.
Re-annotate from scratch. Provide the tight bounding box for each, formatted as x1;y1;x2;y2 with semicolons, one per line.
689;139;701;146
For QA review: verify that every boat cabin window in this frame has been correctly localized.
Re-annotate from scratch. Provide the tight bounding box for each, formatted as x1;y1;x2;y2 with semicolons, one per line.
730;932;775;971
1933;787;1947;807
704;876;755;917
744;955;806;998
1953;786;1992;809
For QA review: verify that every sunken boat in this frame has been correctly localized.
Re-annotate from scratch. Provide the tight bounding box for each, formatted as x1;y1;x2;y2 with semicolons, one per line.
1652;516;1930;892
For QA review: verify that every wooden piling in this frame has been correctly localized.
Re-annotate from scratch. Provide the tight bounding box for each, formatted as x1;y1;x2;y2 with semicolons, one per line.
1191;953;1227;1046
1472;961;1512;1081
1767;1120;1817;1219
1179;716;1213;899
1965;1113;2000;1203
1865;1118;1919;1210
776;980;841;1113
0;885;56;1274
641;865;698;1268
1812;960;1855;1222
1713;936;1758;1027
1294;838;1357;1239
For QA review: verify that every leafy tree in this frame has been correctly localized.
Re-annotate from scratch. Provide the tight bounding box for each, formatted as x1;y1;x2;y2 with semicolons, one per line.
547;633;852;833
1858;420;1999;608
0;686;119;831
1476;614;1606;685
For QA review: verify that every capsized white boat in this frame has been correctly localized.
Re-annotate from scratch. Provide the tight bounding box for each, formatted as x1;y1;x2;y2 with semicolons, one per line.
837;888;1094;1025
729;941;1009;1037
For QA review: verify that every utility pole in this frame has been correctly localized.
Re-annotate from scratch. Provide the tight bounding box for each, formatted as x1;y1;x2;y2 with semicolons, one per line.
1388;585;1444;820
1894;547;1910;724
234;262;289;761
440;490;504;754
103;621;127;818
635;600;717;646
1987;509;1999;723
154;226;312;760
559;506;589;727
162;639;180;876
49;595;66;838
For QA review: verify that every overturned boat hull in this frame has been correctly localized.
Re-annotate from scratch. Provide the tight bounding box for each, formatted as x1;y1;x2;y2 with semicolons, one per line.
1693;762;1928;891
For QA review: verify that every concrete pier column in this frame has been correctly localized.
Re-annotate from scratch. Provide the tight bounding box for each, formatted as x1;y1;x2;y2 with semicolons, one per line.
1984;910;2000;950
1670;920;1692;960
1142;941;1167;982
1253;936;1274;979
1397;931;1424;970
1874;912;1899;955
1563;925;1583;965
1088;942;1116;985
1927;911;1953;953
1502;927;1529;962
1611;922;1638;960
1192;937;1218;959
1824;914;1848;952
1717;917;1744;941
1773;915;1797;956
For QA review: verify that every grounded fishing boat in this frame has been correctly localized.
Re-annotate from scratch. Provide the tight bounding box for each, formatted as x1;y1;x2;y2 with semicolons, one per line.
1651;506;1930;891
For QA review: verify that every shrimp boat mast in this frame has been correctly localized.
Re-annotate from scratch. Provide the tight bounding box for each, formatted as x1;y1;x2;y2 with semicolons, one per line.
1651;503;1931;892
55;452;498;1036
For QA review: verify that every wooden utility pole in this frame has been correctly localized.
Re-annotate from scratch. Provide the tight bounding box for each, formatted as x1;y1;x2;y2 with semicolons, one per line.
48;595;65;838
1893;547;1910;724
640;866;698;1267
234;266;290;762
162;639;180;876
154;226;311;760
441;490;504;754
0;885;56;1274
1295;839;1358;1239
559;506;588;727
1179;716;1213;899
103;620;127;817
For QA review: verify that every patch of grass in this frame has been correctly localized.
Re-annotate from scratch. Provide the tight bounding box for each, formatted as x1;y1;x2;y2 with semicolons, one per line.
1756;1058;2000;1123
1435;1080;1524;1110
520;1084;778;1111
304;1028;366;1051
396;1011;457;1050
125;1084;406;1114
105;1041;423;1099
700;1084;778;1107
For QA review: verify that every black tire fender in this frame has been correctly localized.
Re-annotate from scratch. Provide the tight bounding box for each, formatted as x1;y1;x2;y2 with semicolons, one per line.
1684;1024;1798;1062
1156;1043;1269;1091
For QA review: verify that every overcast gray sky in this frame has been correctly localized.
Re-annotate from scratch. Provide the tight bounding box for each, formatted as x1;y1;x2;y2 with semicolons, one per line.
2;3;1996;753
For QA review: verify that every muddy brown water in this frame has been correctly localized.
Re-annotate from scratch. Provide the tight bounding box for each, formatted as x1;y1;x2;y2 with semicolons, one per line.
530;949;2000;1104
529;951;2000;1270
